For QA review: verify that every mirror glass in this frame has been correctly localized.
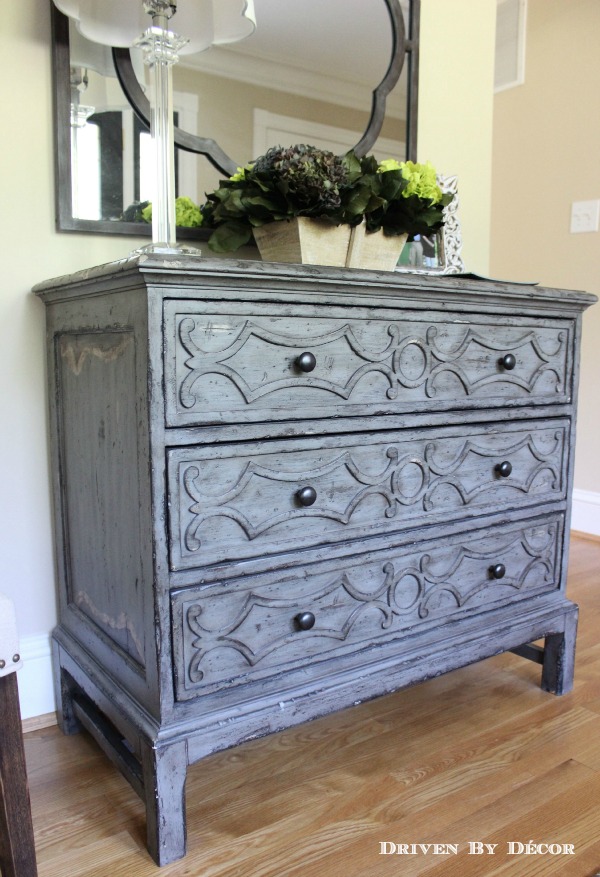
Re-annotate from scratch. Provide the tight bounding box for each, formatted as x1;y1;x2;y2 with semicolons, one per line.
54;0;419;236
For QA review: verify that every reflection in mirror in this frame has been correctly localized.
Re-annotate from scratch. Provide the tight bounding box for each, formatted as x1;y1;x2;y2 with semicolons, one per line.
396;177;465;276
52;0;420;237
68;31;188;222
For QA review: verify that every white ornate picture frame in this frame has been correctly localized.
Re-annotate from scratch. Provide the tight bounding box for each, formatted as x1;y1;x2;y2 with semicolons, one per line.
396;174;465;275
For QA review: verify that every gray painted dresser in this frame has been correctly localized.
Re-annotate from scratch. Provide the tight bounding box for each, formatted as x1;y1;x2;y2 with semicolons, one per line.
35;257;595;865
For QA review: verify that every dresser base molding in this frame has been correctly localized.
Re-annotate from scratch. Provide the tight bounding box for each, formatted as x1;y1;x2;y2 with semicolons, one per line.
53;595;577;865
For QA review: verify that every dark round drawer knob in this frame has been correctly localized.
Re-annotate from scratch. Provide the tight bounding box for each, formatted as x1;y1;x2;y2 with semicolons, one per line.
296;486;317;506
500;353;517;370
495;460;513;478
295;351;317;373
489;563;506;579
295;611;316;631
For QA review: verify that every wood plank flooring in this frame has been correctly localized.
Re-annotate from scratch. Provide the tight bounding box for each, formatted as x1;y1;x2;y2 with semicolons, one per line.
23;535;600;877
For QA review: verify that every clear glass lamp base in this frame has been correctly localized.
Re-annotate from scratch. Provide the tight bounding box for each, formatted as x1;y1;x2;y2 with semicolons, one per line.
133;241;203;256
134;13;202;260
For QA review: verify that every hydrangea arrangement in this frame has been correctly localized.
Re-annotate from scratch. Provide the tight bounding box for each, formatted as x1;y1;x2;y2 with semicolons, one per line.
200;144;453;253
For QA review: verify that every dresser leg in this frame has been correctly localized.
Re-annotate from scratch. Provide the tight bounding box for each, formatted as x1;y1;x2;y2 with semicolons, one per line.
52;642;82;736
141;739;188;866
541;609;578;696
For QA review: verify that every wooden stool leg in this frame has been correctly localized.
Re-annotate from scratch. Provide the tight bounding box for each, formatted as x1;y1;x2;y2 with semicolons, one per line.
0;673;38;877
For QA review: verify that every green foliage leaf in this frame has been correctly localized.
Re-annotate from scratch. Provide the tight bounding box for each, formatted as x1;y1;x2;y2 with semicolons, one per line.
207;221;252;253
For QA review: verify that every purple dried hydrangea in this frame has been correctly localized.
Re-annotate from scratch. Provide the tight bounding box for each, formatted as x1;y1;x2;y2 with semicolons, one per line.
253;144;350;215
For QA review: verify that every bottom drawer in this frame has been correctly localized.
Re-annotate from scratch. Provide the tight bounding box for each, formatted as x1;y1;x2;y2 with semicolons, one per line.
171;514;564;701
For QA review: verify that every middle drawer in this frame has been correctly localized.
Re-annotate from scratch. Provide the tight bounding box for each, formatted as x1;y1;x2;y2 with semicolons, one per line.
167;419;568;571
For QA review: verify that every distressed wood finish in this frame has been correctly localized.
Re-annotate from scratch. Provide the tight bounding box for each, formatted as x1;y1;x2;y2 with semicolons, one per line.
172;515;564;700
168;421;567;569
34;257;595;866
165;303;573;425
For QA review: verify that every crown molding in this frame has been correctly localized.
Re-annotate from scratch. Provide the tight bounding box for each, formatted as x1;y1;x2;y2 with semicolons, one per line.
181;47;405;119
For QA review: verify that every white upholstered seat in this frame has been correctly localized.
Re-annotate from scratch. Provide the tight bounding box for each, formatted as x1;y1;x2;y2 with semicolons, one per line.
0;592;23;677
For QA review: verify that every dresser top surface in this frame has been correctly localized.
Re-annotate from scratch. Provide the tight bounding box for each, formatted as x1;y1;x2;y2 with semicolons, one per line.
33;255;597;315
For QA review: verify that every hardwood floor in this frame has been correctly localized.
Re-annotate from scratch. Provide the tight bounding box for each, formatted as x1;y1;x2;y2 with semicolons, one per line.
24;535;600;877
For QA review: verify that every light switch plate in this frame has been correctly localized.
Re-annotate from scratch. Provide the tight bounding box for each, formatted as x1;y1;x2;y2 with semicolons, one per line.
570;200;600;233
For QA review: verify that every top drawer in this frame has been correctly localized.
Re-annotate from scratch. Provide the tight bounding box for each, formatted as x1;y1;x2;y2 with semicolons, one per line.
163;301;573;427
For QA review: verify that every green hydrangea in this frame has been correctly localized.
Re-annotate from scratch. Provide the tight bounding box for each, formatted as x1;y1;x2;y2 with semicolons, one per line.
141;196;202;227
377;158;403;173
377;159;443;205
230;163;254;182
399;160;443;204
175;196;202;227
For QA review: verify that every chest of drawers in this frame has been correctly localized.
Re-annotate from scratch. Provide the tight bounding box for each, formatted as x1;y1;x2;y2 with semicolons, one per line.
35;257;595;865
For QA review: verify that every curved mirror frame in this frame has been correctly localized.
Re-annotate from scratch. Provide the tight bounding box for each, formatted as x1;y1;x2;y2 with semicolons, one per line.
51;0;420;237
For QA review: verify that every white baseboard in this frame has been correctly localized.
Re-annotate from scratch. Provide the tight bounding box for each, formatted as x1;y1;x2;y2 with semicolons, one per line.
571;489;600;537
17;633;56;721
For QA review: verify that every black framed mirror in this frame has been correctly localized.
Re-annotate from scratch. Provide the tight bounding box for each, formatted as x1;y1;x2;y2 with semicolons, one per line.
51;0;420;238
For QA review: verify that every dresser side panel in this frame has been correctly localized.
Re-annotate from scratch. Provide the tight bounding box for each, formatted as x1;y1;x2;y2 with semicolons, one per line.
45;287;160;713
57;329;145;662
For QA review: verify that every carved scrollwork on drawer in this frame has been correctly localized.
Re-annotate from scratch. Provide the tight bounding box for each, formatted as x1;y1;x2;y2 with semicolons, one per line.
422;326;566;399
177;318;402;407
168;421;567;570
164;306;572;425
172;516;563;698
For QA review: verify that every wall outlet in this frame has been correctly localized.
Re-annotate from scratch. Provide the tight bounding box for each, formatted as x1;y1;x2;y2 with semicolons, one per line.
570;200;600;233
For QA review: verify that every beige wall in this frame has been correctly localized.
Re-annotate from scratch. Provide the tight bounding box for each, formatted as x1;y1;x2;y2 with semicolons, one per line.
491;0;600;492
419;0;497;274
2;2;148;644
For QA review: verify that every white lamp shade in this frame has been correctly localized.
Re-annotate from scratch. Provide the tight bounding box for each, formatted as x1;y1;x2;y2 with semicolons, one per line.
212;1;256;46
52;0;79;17
53;0;256;53
69;24;116;77
53;0;146;47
